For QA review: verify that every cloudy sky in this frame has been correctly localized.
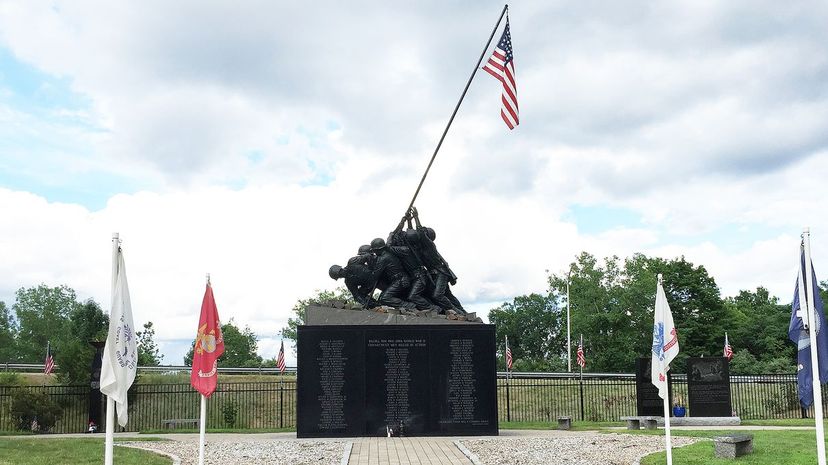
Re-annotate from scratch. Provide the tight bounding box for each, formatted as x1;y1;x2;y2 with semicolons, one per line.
1;1;826;366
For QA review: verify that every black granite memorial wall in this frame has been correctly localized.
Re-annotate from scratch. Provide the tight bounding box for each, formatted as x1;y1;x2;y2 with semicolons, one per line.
296;324;498;437
635;357;672;416
687;357;732;417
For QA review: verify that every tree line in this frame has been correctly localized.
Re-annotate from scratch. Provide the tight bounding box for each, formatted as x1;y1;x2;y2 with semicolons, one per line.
492;251;827;375
0;284;269;384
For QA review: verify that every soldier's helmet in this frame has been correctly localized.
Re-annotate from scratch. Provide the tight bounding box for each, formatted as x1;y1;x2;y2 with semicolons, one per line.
370;238;386;251
424;227;436;241
328;265;343;280
358;244;371;254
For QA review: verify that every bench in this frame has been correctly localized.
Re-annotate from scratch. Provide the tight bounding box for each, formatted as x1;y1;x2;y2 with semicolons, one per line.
161;418;199;429
620;416;640;430
643;417;658;430
714;434;753;459
557;416;572;430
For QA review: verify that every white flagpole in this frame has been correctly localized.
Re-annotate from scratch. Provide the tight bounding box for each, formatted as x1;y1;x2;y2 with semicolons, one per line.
657;274;673;465
567;276;572;373
803;227;827;465
198;273;210;465
104;233;119;465
198;394;207;465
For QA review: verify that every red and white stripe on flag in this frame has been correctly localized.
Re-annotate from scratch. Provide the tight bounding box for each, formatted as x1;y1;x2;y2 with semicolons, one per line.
723;333;733;360
577;341;586;369
505;345;513;370
482;19;519;130
44;349;54;375
276;340;286;374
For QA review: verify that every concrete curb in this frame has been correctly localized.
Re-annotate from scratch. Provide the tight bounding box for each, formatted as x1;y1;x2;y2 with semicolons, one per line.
118;443;182;465
454;439;484;465
340;441;353;465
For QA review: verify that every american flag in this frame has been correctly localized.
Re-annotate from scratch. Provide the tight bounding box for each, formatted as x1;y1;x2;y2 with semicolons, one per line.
505;336;513;371
44;341;54;375
482;18;519;129
276;339;286;374
723;332;733;361
577;336;586;369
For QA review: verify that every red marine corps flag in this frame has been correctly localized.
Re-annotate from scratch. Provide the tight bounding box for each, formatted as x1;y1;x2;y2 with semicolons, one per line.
191;278;224;398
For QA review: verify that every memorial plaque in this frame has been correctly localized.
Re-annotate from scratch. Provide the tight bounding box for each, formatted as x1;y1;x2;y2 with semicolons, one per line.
429;328;498;435
365;330;430;435
687;357;732;417
297;324;497;437
296;328;365;437
635;358;672;416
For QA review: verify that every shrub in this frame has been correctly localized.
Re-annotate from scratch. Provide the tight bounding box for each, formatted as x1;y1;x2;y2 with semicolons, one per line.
0;372;22;386
9;390;62;432
222;400;239;428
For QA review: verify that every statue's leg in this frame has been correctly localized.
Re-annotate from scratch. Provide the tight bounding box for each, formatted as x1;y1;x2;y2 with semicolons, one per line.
431;273;454;310
407;274;433;310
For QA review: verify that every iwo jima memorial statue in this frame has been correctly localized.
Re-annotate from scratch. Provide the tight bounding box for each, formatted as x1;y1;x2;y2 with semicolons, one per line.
296;5;515;438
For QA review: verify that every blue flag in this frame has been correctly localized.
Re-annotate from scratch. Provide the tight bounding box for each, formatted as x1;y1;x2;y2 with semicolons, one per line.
788;247;828;408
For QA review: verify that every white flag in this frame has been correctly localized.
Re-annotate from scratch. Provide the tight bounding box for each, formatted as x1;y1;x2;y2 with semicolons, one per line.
651;274;679;400
100;247;138;427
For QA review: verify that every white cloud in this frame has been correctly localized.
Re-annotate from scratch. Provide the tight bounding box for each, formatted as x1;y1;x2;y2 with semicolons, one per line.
0;0;826;364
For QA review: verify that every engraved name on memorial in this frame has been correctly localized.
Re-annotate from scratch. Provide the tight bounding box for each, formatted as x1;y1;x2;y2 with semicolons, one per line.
317;339;347;430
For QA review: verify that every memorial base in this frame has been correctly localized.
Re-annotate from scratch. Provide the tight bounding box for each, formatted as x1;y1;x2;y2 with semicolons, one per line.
296;324;498;438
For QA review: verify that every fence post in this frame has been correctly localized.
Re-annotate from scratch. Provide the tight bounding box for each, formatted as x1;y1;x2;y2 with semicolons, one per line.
279;380;284;429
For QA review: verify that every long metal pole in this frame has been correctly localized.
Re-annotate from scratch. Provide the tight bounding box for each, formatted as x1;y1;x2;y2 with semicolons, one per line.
803;227;827;465
405;4;509;214
198;394;207;465
567;277;571;373
104;233;119;465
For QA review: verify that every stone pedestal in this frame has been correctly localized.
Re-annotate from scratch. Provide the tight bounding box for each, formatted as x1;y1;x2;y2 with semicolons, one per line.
714;434;753;458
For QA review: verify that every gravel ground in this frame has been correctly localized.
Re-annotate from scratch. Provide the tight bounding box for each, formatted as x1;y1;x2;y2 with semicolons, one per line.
122;440;346;465
460;433;700;465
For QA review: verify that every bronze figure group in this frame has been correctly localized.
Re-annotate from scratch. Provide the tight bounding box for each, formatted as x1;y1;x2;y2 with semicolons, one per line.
329;208;465;314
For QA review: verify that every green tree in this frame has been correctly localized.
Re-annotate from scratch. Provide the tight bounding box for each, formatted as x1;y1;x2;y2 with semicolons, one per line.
184;319;262;367
56;299;109;385
13;285;79;362
723;287;794;374
488;293;565;371
546;252;726;373
0;302;17;362
282;287;354;341
137;322;163;366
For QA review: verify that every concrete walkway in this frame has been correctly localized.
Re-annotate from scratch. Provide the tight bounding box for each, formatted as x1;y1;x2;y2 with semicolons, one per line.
348;437;473;465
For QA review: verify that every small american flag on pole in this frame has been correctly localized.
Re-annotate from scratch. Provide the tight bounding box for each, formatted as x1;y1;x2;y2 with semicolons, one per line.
723;332;733;361
44;341;54;375
505;336;513;371
276;339;286;374
482;18;519;130
577;335;586;369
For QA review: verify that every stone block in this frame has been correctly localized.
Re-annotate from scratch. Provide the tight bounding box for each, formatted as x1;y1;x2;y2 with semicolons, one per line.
714;434;753;459
557;416;571;430
643;417;658;429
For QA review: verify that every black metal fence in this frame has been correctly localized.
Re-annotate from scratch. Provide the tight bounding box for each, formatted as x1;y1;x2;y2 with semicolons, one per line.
0;373;813;433
497;372;806;422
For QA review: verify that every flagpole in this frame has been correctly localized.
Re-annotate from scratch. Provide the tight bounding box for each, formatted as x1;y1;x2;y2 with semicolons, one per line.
567;276;572;372
198;273;211;465
404;4;509;215
803;227;827;465
662;391;673;465
104;233;119;465
657;274;673;465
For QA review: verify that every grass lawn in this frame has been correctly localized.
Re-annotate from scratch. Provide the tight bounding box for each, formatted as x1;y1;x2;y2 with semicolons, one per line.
639;430;824;465
500;420;619;431
0;438;171;465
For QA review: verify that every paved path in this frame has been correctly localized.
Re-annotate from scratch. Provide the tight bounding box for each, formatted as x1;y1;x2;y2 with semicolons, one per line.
348;437;473;465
